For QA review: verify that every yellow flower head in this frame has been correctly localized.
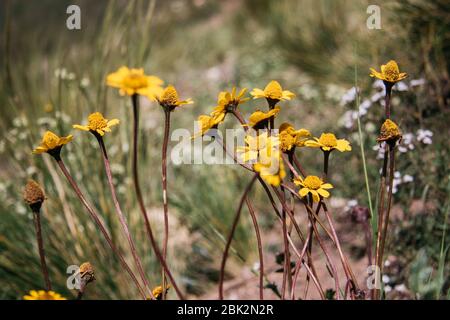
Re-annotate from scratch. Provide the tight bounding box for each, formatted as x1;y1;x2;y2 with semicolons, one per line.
305;133;351;152
247;107;281;129
33;131;73;155
370;60;408;84
237;132;280;163
212;87;249;116
294;175;333;203
157;85;193;111
250;80;295;103
23;290;67;300
254;153;286;187
73;112;119;136
193;113;225;138
279;123;311;152
377;119;402;143
151;285;170;300
106;66;164;97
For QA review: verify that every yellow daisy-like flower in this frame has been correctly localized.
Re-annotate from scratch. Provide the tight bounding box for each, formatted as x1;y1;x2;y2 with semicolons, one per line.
156;85;193;111
279;123;311;152
193;113;226;138
247;107;281;129
305;133;351;152
236;132;280;164
73;112;119;136
250;80;295;104
377;119;402;143
23;290;67;300
32;131;73;155
106;66;164;97
212;87;249;115
151;285;170;300
254;154;286;187
294;175;333;203
370;60;408;84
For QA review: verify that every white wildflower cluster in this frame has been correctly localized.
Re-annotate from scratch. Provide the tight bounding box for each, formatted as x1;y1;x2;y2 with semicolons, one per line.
54;68;76;81
339;78;426;129
388;171;414;194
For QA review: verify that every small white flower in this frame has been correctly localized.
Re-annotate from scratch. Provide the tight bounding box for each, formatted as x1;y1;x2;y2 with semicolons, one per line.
340;87;358;106
394;82;409;92
382;275;390;284
410;78;426;87
80;77;90;88
416;129;433;145
372;79;385;90
402;175;414;183
395;284;407;292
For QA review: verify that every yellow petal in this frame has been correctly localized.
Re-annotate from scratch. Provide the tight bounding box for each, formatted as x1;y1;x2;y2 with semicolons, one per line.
250;88;266;99
317;188;330;198
107;119;120;127
73;125;90;131
336;139;351;152
321;183;333;189
299;188;309;197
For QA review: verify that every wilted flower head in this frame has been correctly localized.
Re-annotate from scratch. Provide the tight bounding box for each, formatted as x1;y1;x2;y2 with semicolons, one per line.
106;66;164;97
156;85;193;111
23;180;45;211
251;80;295;104
370;60;408;84
73;112;119;137
23;290;66;300
294;175;333;203
32;131;72;157
305;133;351;152
79;262;95;286
377;119;402;144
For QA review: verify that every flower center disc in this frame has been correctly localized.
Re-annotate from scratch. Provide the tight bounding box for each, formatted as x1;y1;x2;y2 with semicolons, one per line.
303;176;322;190
319;133;337;147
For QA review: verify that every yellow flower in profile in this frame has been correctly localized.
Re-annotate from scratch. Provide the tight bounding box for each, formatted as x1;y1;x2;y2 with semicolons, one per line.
294;175;333;203
370;60;408;84
106;66;164;97
377;119;402;143
156;85;193;111
237;132;280;163
152;285;170;300
193;113;225;138
247;107;281;129
305;133;351;152
23;290;66;300
212;87;249;116
250;80;295;103
254;154;286;187
73;112;119;136
33;131;73;155
279;123;311;152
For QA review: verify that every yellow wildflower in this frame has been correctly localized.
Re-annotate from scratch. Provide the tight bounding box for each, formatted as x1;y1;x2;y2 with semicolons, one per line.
237;132;280;163
254;154;286;187
156;85;193;111
106;66;164;97
23;290;66;300
370;60;408;84
33;131;72;155
152;285;170;300
279;123;311;152
73;112;119;136
294;175;333;203
250;80;295;103
212;87;249;116
305;133;351;152
247;107;281;129
377;119;402;143
193;113;225;138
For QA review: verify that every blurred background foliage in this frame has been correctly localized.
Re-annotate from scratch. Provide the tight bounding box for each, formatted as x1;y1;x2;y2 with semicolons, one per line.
0;0;448;299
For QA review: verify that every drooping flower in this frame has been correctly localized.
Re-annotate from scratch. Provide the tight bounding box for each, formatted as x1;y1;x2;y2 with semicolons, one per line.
106;66;164;97
370;60;408;84
294;175;333;203
23;290;66;300
254;154;286;187
250;80;295;104
156;85;193;111
377;119;402;143
237;132;280;163
212;87;249;116
73;112;119;136
305;133;351;152
279;122;311;152
32;131;73;155
247;107;281;129
193;113;225;138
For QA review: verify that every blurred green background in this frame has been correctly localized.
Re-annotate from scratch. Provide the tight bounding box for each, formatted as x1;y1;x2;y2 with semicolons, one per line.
0;0;448;299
